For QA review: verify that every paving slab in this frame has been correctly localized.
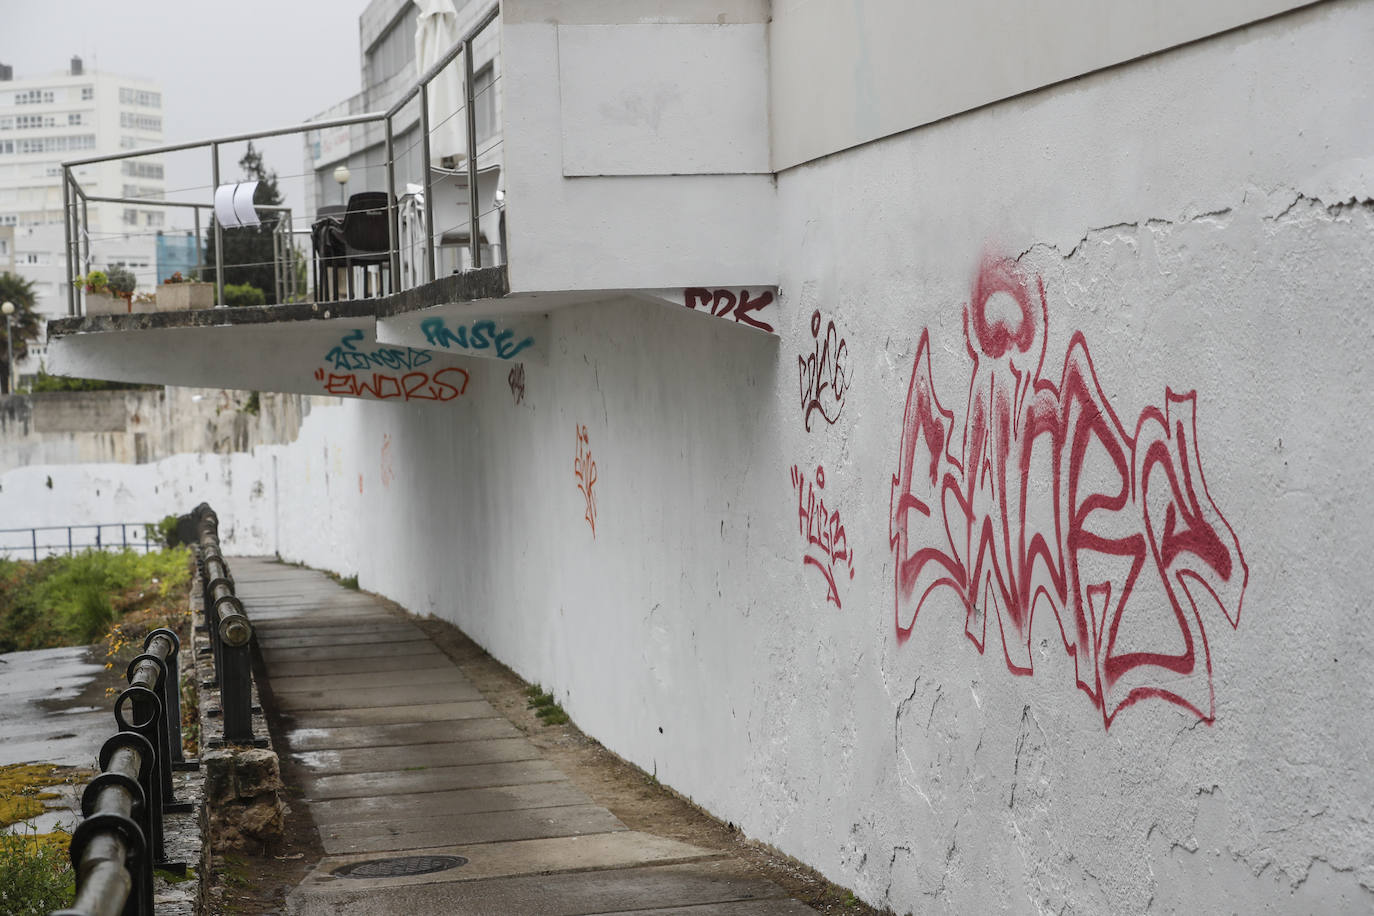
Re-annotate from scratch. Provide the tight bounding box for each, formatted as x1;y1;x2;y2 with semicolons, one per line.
308;780;595;826
272;682;484;711
302;758;567;800
255;630;433;649
287;858;789;916
268;666;476;695
262;654;453;678
297;832;719;891
286;717;521;751
277;700;498;728
260;642;448;662
317;802;626;855
292;736;541;776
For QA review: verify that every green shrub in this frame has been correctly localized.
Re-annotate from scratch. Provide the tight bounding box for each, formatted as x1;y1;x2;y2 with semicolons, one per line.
0;831;74;915
105;265;136;297
221;283;265;308
0;548;190;652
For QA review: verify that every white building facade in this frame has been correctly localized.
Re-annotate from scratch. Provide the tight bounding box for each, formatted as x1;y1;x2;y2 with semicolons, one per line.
32;1;1374;912
0;57;164;379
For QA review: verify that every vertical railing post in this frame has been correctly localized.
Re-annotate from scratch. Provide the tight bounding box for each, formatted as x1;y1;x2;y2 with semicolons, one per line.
79;191;90;278
420;83;436;283
67;526;73;555
464;38;481;270
31;528;37;562
193;205;203;280
385;116;399;291
62;167;76;316
211;143;225;307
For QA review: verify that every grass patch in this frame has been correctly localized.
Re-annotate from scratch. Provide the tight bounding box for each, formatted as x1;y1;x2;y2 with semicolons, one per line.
525;684;570;726
0;547;191;652
0;763;86;915
0;831;74;915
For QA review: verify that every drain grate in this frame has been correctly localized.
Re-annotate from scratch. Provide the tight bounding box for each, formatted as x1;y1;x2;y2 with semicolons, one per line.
331;855;468;879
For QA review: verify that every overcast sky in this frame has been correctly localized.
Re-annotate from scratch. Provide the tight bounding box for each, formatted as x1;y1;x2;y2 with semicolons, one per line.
2;0;374;222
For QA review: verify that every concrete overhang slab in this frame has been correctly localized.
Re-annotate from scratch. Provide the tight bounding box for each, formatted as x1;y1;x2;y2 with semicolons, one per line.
47;302;477;406
373;267;780;361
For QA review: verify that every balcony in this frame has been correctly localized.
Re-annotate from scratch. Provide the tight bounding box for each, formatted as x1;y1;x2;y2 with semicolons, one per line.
48;1;779;403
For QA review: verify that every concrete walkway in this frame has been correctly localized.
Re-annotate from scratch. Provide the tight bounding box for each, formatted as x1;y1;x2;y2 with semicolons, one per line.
231;557;815;916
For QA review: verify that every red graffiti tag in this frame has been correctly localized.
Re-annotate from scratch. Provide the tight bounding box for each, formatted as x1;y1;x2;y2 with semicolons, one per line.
575;424;598;538
791;464;855;608
313;366;470;402
799;310;851;430
889;255;1247;729
683;287;776;333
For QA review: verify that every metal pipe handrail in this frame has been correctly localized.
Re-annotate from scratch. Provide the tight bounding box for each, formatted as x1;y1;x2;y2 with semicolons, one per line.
60;110;389;168
189;503;258;746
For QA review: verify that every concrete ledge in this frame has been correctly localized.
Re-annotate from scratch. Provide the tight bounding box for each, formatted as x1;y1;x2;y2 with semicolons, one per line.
50;299;378;338
374;266;510;318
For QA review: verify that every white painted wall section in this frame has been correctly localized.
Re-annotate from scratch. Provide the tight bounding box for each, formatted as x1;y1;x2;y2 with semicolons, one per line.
6;3;1373;913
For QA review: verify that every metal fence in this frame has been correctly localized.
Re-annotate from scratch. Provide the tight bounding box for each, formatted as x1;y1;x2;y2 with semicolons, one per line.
53;502;258;916
0;523;155;562
58;3;501;315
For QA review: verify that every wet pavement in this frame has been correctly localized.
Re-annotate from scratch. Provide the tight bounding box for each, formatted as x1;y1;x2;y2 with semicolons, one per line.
229;557;815;916
0;644;113;835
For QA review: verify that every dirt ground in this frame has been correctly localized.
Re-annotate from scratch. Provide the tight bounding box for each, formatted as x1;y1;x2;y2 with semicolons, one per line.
205;591;888;915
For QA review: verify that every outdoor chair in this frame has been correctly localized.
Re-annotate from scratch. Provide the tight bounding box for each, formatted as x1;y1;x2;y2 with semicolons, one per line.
342;192;391;298
310;205;347;301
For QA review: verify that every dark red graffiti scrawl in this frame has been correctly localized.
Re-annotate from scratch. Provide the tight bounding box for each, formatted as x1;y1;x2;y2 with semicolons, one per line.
799;310;851;430
888;255;1247;729
575;424;598;538
683;287;775;333
791;464;855;608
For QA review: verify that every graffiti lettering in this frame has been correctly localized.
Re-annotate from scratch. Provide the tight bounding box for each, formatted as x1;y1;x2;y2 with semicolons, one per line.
312;366;470;402
509;362;526;405
888;255;1247;729
683;287;776;333
575;424;598;538
790;464;854;608
325;328;433;372
799;310;850;430
380;434;394;488
420;317;535;360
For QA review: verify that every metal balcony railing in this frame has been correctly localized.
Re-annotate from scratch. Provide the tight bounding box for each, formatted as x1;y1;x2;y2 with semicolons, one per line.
57;3;501;317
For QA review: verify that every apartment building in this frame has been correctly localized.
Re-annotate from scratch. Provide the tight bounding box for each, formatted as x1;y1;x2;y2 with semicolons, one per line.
0;56;164;379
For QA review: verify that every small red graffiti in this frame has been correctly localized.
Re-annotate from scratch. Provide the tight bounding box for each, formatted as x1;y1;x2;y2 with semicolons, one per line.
790;464;855;608
799;309;851;430
509;362;526;405
575;424;598;538
683;287;775;333
889;254;1247;729
358;473;363;494
380;434;394;489
313;366;469;402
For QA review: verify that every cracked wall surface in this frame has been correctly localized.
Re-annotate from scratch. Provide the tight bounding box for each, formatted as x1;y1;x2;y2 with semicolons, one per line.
2;2;1373;913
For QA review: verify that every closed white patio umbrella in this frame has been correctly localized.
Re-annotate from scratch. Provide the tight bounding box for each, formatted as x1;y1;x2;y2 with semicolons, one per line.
414;0;465;166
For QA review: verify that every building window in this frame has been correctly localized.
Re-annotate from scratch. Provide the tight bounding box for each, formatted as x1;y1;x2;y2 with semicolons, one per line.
145;212;164;227
14;134;95;154
364;4;420;89
14;89;54;105
80;86;93;100
120;160;164;179
120;112;162;132
473;64;495;143
122;209;138;225
68;112;82;125
0;140;13;155
119;88;162;107
0;117;10;130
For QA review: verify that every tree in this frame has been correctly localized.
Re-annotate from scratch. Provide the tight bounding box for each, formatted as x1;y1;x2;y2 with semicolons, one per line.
202;142;283;301
0;272;40;394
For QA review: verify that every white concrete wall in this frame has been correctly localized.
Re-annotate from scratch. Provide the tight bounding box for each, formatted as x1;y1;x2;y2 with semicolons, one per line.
4;2;1373;912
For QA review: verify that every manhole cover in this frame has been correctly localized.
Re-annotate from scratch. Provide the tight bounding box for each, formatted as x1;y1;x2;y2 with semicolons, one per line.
331;855;468;879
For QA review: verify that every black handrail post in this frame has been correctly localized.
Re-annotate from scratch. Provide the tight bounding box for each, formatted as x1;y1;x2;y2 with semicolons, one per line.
31;528;37;561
